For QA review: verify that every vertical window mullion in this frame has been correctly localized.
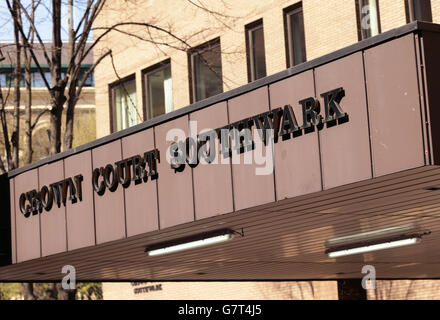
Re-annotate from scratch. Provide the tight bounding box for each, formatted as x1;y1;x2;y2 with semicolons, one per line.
143;60;172;120
188;38;223;103
110;76;137;133
284;3;306;68
405;0;433;22
248;28;255;82
286;12;294;67
356;0;381;40
191;53;197;102
245;20;266;82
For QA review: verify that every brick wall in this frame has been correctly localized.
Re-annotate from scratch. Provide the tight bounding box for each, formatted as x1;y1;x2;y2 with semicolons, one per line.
93;0;440;138
103;280;440;300
102;281;339;300
433;0;440;23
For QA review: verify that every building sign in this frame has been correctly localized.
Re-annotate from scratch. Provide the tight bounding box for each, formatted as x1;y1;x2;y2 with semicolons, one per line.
131;282;163;294
19;175;83;217
17;87;347;218
91;149;159;196
169;87;347;171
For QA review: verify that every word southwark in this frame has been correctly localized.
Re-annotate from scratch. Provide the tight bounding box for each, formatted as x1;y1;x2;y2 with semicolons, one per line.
19;175;84;217
170;87;347;170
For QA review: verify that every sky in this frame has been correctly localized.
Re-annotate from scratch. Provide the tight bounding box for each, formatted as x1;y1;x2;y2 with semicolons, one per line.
0;0;93;42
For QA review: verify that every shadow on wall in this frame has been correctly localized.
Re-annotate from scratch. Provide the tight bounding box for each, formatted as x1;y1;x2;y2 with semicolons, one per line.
368;280;440;300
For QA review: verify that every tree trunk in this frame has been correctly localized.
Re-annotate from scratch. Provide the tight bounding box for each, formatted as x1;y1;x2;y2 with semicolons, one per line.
56;283;76;300
46;283;58;300
49;102;64;155
22;283;36;300
63;0;75;151
48;0;65;155
24;45;32;164
23;0;35;165
0;87;11;174
337;279;367;300
64;91;75;150
10;0;21;170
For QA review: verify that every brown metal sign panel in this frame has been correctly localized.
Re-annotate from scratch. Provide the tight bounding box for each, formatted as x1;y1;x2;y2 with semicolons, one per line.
155;116;195;229
14;169;40;262
228;87;275;211
92;140;126;244
9;179;15;264
269;70;322;200
122;129;159;236
65;151;96;250
190;102;234;219
364;34;425;177
38;161;67;256
315;52;373;189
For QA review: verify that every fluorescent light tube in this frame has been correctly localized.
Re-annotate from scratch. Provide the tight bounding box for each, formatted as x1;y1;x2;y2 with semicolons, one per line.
146;230;234;256
327;237;420;258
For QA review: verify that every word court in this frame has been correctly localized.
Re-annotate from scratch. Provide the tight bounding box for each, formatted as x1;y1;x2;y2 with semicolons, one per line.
18;149;160;217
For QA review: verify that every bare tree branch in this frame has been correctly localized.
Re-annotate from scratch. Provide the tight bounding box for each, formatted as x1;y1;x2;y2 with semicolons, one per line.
5;0;52;94
31;109;49;131
14;1;52;69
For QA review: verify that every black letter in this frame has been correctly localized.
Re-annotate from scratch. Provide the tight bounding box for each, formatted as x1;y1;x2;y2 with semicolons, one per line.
65;178;77;204
321;87;347;125
19;193;31;217
116;159;132;188
50;182;63;208
104;164;118;192
279;104;300;138
92;168;106;196
253;108;282;142
40;185;54;211
132;155;145;184
300;97;322;131
185;137;199;168
169;142;185;172
198;130;217;163
145;149;160;179
74;175;83;201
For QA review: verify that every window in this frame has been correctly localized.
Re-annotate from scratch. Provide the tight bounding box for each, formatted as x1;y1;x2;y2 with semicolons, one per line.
31;71;51;87
246;19;267;82
110;76;138;132
189;38;223;103
284;3;307;68
405;0;432;22
0;68;93;88
356;0;381;40
0;73;8;87
0;70;25;88
143;60;172;120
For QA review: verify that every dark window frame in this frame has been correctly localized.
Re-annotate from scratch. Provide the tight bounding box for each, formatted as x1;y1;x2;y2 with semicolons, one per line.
405;0;433;23
245;19;266;82
188;37;222;104
108;73;136;133
283;2;307;68
355;0;382;41
141;59;172;121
